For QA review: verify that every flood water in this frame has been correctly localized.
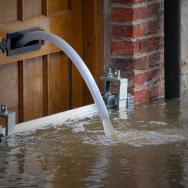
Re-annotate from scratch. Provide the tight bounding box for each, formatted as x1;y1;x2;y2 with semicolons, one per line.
1;95;188;188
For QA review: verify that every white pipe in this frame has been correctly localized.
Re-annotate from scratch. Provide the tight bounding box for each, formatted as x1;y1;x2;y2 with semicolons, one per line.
17;31;109;120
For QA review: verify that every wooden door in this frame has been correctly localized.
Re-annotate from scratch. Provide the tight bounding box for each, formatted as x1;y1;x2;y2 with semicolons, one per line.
0;0;104;123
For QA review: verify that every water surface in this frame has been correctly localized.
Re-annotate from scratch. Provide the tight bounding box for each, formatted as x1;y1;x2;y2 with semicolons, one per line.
1;95;188;187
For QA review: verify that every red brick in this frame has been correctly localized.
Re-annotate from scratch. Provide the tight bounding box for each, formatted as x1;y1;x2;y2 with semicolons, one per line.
111;24;133;38
112;8;133;21
141;37;160;52
111;41;133;55
134;72;148;86
134;56;148;70
112;2;160;21
134;68;161;88
111;58;135;70
160;35;164;47
133;3;160;20
133;22;147;37
147;19;160;34
113;0;144;3
132;41;141;53
110;56;149;71
149;52;160;67
132;0;145;2
148;68;160;82
134;89;149;103
110;40;140;55
147;2;160;17
112;20;160;39
133;7;146;20
160;51;164;62
150;85;164;98
123;71;134;82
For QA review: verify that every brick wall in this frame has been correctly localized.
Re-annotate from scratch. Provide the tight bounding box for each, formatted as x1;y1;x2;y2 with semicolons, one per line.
108;0;164;103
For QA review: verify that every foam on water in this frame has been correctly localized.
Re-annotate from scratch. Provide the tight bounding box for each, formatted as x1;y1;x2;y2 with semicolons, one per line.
149;121;167;126
83;129;187;147
112;130;186;146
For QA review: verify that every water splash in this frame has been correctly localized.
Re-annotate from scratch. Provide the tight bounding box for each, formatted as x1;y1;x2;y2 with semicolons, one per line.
102;119;115;137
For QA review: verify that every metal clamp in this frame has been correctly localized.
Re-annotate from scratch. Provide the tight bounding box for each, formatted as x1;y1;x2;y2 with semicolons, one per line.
101;68;128;109
0;27;43;56
0;104;15;136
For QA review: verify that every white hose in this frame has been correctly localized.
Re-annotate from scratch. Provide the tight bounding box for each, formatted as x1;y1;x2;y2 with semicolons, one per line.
17;31;109;120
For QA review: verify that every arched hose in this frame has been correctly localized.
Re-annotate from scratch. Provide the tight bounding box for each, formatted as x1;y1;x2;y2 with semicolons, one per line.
17;31;114;136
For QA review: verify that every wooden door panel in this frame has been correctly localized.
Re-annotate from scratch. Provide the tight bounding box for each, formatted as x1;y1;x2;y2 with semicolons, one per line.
0;0;83;122
0;0;17;24
23;57;44;121
22;0;42;20
0;12;72;65
0;62;19;119
48;0;70;15
48;52;70;114
0;0;103;122
82;0;104;104
70;0;84;107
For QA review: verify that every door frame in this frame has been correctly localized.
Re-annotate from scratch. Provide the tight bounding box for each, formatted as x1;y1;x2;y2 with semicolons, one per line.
164;0;181;99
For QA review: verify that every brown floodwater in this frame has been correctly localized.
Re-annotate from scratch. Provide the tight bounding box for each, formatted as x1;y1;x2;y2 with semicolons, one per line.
1;95;188;188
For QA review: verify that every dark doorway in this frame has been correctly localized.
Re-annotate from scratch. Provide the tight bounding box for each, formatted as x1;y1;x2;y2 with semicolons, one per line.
164;0;181;99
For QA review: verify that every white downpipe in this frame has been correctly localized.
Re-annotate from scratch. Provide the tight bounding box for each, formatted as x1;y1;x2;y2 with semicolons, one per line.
17;31;114;136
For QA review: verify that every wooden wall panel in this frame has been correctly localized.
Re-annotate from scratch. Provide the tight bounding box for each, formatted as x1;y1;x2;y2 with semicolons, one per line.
48;0;70;15
82;0;104;105
48;52;70;114
0;0;17;24
22;0;42;19
23;57;44;121
70;0;84;108
0;63;18;120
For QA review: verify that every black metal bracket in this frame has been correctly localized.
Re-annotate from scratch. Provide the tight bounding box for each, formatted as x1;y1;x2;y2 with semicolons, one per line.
0;27;44;56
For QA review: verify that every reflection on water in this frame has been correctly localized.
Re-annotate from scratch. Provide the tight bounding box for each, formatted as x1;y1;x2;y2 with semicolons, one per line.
1;95;188;187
